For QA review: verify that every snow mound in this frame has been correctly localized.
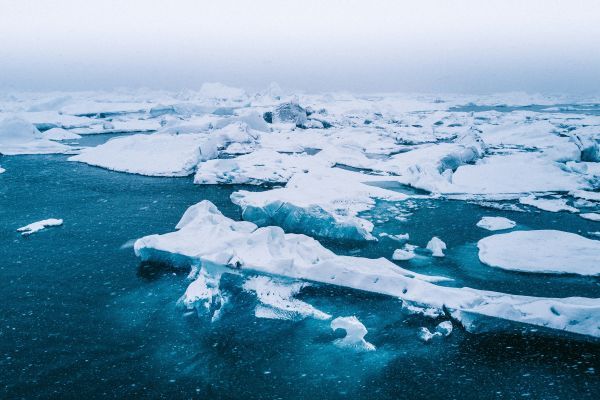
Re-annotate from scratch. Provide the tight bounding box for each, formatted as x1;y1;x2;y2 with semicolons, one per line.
478;230;600;275
331;316;375;351
476;217;516;231
17;219;63;236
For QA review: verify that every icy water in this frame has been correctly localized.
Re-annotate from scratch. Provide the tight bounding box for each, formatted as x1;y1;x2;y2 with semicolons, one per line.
1;155;599;399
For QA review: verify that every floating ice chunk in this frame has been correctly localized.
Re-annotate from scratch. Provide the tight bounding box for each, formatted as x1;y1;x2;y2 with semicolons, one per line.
580;213;600;222
135;201;600;338
17;219;63;236
179;267;226;322
70;133;219;176
231;167;409;241
0;116;70;155
435;320;453;336
392;244;417;261
476;216;516;231
0;166;4;174
41;127;82;141
243;276;330;321
478;230;600;275
426;237;446;257
419;321;453;342
519;195;579;213
331;316;375;351
418;327;441;342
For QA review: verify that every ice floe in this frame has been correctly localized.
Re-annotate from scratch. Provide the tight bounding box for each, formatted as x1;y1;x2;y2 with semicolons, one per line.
476;216;516;231
17;219;63;236
478;230;600;275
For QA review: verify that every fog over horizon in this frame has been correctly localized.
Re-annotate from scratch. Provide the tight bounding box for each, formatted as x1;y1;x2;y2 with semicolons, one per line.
1;0;599;95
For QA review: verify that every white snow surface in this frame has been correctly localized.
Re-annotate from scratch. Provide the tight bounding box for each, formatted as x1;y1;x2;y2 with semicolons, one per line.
134;201;600;338
17;219;63;236
476;217;516;231
478;230;600;276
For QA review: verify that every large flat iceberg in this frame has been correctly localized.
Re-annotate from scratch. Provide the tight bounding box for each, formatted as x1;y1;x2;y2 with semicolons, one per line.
478;230;600;275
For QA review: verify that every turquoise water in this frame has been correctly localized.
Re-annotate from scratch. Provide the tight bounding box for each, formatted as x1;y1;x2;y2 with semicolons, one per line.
0;154;598;399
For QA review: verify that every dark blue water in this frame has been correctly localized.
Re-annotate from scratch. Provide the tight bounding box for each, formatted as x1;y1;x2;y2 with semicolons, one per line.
0;154;598;399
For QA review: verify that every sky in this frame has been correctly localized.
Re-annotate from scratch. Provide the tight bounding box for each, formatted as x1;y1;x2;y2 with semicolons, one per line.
0;0;599;94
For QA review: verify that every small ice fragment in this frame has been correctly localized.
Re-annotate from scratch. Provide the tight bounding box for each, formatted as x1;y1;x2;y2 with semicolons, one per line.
418;327;441;342
17;219;63;236
476;216;516;231
426;237;446;257
435;321;453;337
0;166;5;174
331;316;375;351
392;246;416;261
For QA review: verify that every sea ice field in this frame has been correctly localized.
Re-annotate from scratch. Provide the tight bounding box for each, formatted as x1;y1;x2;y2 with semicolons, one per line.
0;85;599;399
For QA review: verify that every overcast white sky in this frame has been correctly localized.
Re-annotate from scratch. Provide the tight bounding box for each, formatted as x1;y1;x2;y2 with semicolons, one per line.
0;0;599;94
